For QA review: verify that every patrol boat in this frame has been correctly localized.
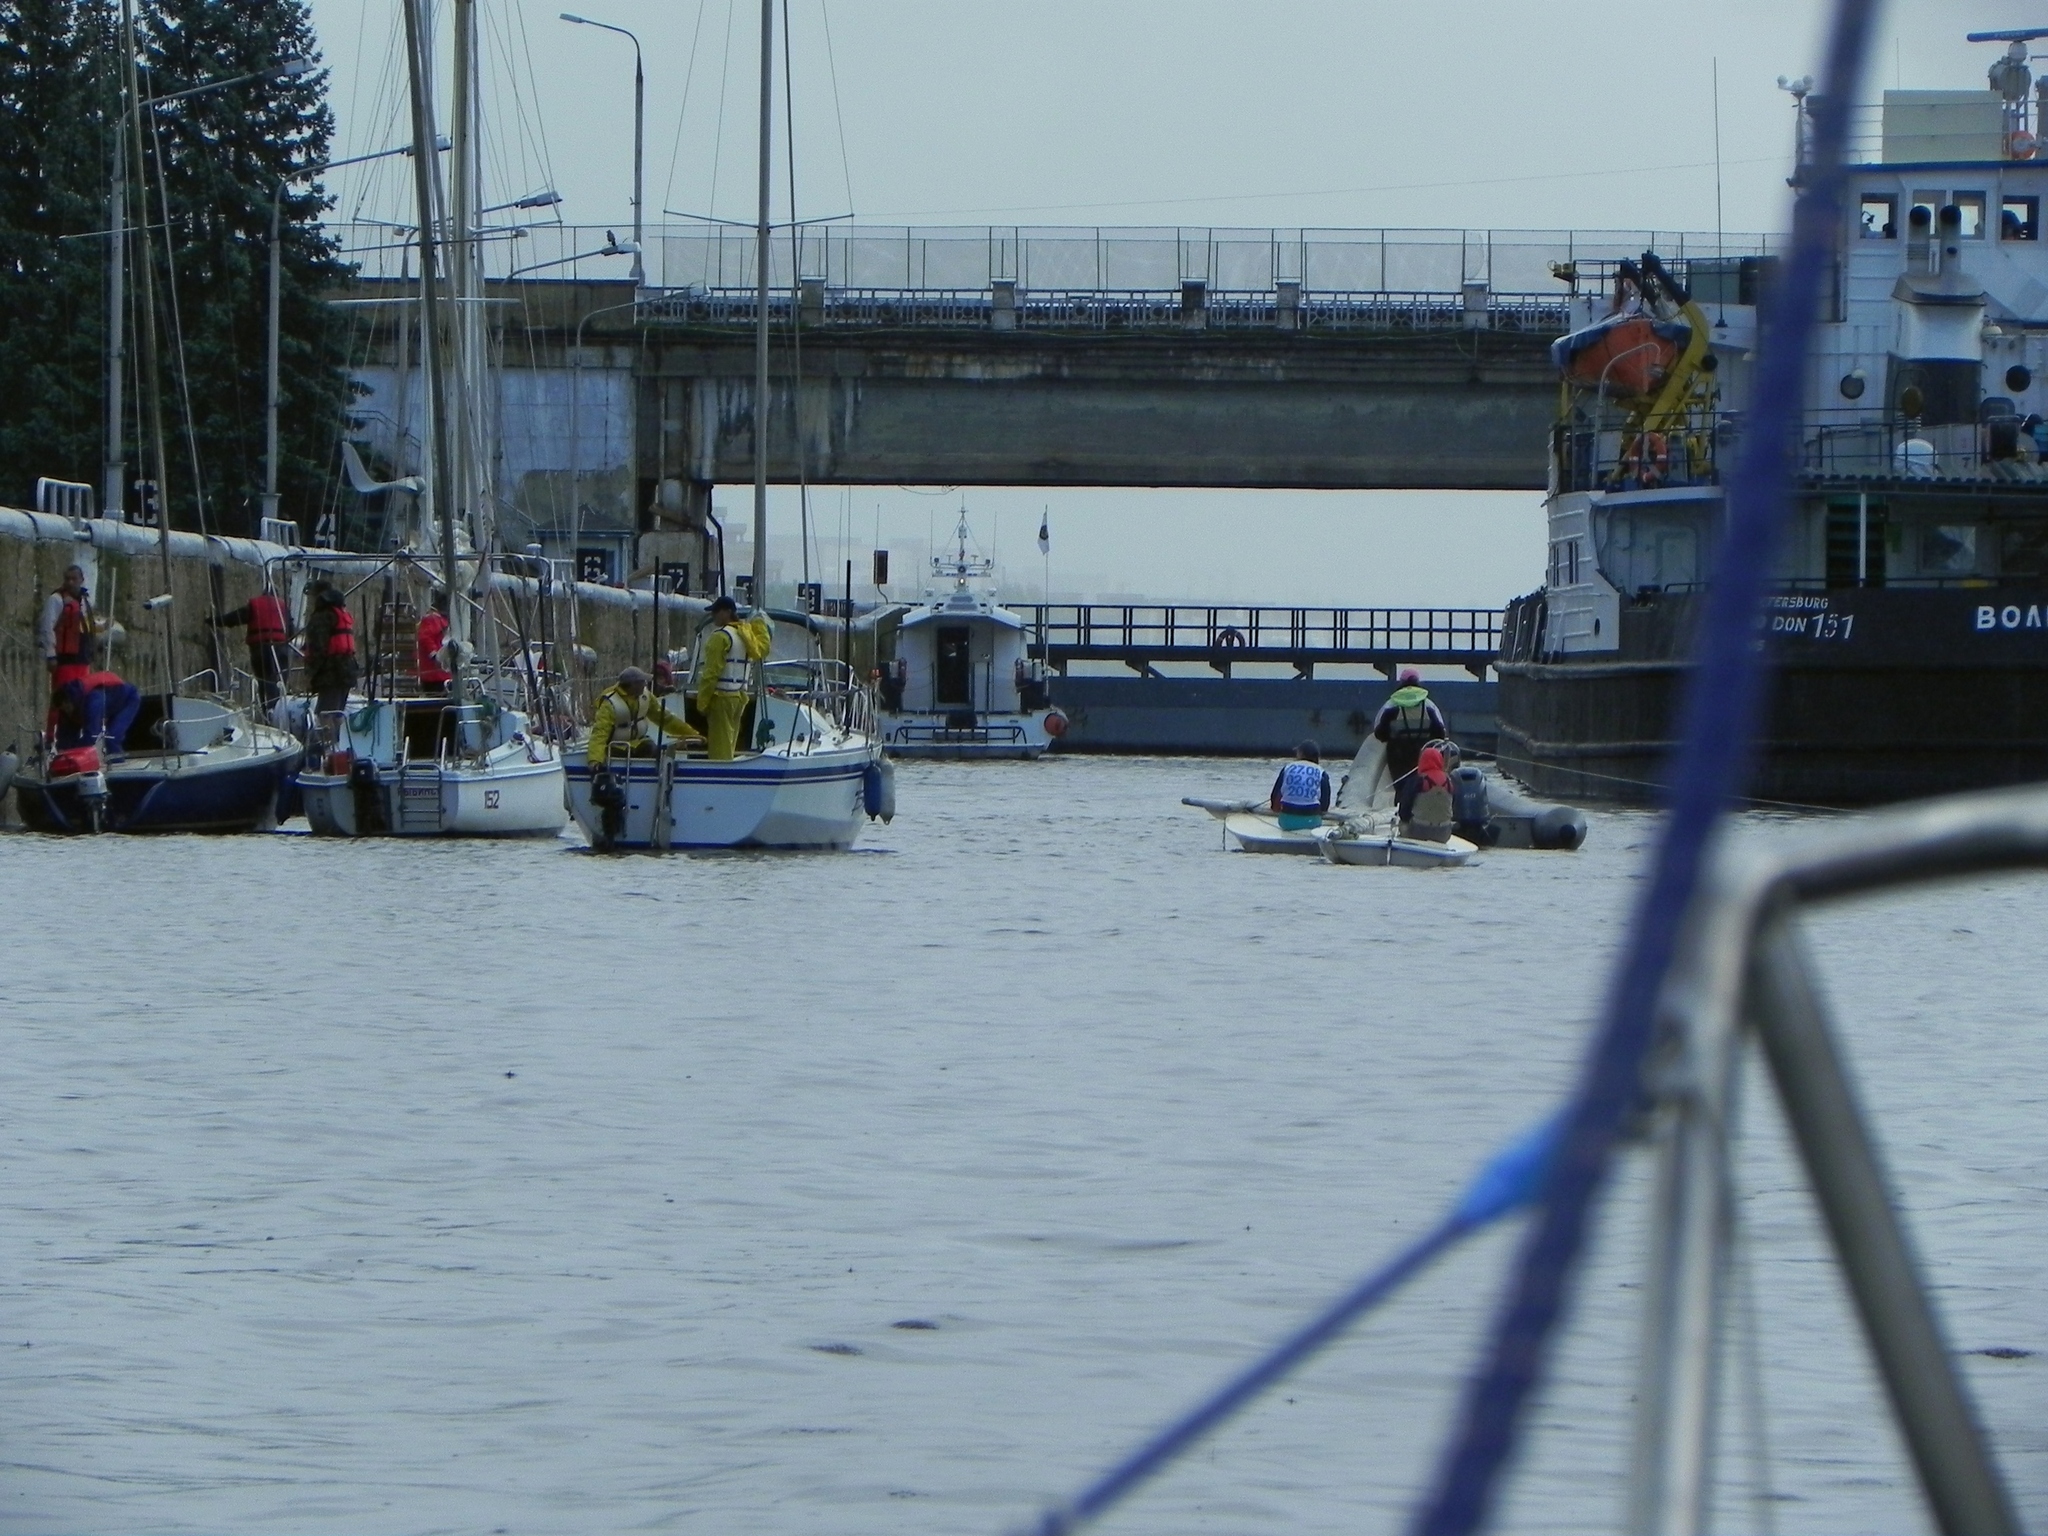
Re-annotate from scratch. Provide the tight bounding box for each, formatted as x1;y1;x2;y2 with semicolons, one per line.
1498;37;2048;805
875;511;1066;758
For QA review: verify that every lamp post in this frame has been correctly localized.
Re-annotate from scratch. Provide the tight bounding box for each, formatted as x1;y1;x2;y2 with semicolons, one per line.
264;137;442;527
560;13;644;286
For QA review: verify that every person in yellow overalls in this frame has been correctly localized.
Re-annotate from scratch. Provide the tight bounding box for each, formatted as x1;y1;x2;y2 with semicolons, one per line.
587;666;699;764
694;595;772;761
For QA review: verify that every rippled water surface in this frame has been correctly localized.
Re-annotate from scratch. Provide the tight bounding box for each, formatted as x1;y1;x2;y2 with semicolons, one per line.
2;755;2044;1534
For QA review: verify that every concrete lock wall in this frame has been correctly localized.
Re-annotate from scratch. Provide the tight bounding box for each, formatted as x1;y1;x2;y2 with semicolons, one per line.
0;509;705;766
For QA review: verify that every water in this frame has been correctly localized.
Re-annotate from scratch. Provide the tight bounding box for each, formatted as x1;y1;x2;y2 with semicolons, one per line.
1;756;2044;1534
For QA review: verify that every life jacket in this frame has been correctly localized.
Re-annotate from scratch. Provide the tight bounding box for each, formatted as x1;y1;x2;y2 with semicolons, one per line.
1278;759;1326;810
53;594;93;664
1386;689;1436;746
714;624;753;694
597;685;680;748
325;605;356;657
1408;785;1455;842
416;610;451;681
246;592;288;644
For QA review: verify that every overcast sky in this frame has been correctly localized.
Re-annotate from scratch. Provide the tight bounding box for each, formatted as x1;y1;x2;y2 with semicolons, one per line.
304;1;2038;606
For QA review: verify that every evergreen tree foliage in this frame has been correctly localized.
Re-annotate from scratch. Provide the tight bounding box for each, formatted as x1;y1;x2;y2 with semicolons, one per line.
0;0;118;503
0;0;351;534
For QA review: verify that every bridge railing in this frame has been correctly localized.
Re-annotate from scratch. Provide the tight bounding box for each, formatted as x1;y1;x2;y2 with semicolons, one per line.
1029;604;1502;656
331;220;1779;296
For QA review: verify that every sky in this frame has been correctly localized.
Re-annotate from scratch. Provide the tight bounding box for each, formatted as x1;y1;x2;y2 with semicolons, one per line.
303;1;2040;606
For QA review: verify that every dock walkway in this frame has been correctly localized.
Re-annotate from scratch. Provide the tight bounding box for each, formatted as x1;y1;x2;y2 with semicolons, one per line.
1027;604;1501;680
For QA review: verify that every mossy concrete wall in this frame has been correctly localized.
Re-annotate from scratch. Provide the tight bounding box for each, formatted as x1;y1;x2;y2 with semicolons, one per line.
0;510;708;764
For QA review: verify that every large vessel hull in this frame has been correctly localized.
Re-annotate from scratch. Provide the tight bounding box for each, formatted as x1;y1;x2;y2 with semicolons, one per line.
1497;586;2048;806
564;747;872;850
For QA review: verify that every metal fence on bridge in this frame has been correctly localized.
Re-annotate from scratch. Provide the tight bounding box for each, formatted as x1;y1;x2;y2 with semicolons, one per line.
333;220;1778;297
1028;604;1502;675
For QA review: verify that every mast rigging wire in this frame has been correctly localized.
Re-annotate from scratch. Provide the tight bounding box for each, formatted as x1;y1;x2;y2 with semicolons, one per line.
1408;3;1879;1530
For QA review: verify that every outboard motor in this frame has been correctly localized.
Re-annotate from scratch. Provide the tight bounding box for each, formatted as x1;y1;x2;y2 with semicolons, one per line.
349;756;389;835
590;766;627;851
1449;764;1498;846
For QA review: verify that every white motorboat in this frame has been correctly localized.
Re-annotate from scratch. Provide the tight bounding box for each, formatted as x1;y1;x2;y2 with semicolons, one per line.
565;653;885;851
875;510;1066;758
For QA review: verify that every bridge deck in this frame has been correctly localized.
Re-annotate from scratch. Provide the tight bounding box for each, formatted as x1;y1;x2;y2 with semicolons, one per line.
1027;605;1501;679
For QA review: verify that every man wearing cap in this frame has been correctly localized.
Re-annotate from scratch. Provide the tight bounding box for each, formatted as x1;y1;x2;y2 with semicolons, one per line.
1371;667;1451;792
694;595;772;761
586;665;700;765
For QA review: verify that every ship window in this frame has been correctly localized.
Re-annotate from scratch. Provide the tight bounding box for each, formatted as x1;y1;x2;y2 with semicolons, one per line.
2002;195;2040;240
1920;524;1979;576
1952;191;1987;238
1999;523;2048;580
1858;193;1897;239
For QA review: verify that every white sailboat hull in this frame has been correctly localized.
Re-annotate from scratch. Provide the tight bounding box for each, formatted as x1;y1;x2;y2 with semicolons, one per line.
298;698;568;839
1315;826;1476;869
1220;811;1327;854
565;743;873;850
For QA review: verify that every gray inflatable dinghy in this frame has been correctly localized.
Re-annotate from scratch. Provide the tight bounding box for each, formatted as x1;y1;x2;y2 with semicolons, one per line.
1448;764;1588;850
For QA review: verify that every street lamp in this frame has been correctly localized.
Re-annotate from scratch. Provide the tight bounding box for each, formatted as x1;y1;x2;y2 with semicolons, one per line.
506;229;639;280
263;135;447;525
481;188;562;215
560;13;644;286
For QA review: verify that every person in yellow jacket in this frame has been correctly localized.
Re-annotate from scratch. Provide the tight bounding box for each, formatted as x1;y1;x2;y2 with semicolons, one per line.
586;666;700;764
695;595;772;760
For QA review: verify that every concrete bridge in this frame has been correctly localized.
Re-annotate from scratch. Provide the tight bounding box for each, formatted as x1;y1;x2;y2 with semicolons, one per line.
333;222;1772;586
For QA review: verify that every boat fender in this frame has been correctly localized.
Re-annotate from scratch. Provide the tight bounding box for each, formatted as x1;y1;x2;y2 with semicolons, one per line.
1043;709;1068;739
1531;804;1589;852
0;747;17;802
863;757;897;823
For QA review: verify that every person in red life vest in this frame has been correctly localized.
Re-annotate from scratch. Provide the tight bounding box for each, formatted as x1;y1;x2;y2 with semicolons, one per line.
302;583;360;740
415;590;453;694
37;564;97;688
209;580;292;708
49;670;141;761
1397;743;1455;839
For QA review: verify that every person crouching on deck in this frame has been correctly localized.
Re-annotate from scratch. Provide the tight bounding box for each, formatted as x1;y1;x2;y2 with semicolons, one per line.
587;666;700;765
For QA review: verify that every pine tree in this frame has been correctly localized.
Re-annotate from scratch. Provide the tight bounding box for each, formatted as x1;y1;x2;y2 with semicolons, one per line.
134;0;351;536
0;0;117;503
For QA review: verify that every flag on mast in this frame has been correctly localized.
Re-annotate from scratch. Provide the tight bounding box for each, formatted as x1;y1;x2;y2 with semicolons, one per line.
1037;511;1050;555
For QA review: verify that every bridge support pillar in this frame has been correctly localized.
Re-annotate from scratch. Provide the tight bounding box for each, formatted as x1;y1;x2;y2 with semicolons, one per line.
641;476;718;595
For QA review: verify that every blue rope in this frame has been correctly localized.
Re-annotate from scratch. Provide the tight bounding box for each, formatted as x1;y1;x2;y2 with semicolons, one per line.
1023;1115;1562;1536
1407;6;1880;1532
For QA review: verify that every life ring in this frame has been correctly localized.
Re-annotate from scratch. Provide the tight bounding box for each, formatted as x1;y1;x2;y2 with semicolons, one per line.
1043;709;1068;738
1215;626;1247;649
2012;129;2038;161
1629;430;1669;487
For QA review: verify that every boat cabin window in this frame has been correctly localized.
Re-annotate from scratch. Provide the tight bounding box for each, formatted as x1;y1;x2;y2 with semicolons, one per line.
1919;523;1980;577
1858;193;1897;238
1594;505;1703;594
1952;191;1987;239
1999;523;2048;580
2002;195;2040;241
1824;500;1888;588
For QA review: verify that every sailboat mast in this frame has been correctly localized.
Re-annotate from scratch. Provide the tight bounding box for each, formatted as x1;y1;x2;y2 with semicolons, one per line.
400;0;459;618
751;0;771;608
103;125;126;520
120;0;177;686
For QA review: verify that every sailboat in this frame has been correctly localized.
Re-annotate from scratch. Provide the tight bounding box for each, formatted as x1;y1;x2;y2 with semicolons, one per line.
562;0;883;852
12;0;303;836
294;0;566;839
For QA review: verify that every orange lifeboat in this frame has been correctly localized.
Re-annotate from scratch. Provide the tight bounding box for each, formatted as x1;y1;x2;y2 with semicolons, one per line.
1550;311;1691;399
